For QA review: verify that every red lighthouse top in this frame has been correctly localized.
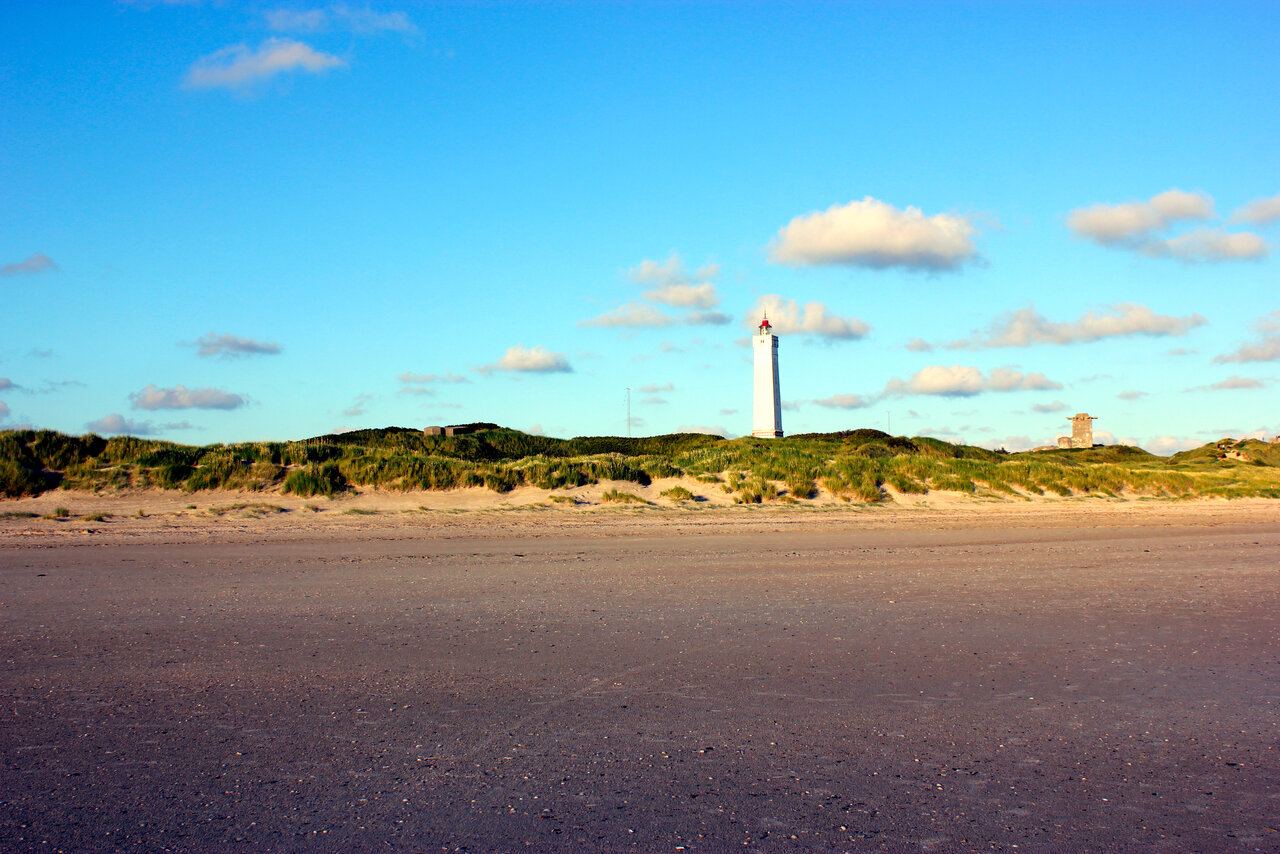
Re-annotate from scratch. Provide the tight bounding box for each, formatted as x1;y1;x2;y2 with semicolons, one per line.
758;313;772;331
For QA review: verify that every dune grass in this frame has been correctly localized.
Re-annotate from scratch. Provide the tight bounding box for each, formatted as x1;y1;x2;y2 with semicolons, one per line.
1;426;1278;504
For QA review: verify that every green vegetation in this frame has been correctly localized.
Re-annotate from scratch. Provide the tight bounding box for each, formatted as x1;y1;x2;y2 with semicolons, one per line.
1;426;1278;504
602;489;648;504
660;485;696;502
206;502;287;518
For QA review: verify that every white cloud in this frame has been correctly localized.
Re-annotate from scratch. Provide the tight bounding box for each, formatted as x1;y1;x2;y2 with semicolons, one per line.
1067;190;1266;261
0;401;9;421
978;435;1039;452
627;254;722;309
343;393;374;417
770;197;979;272
86;414;155;435
587;256;728;328
946;303;1207;349
747;296;870;340
643;282;718;308
265;9;328;31
685;310;731;326
482;345;572;374
1148;228;1268;261
678;424;729;437
1230;193;1280;225
129;384;246;410
333;5;415;34
1146;435;1204;456
86;415;192;435
813;393;873;409
638;382;673;393
2;253;58;276
184;38;345;90
1032;400;1067;413
582;303;728;328
266;5;415;35
1214;312;1280;363
190;332;281;358
398;371;468;384
1188;375;1268;391
906;338;933;352
581;302;672;328
985;368;1061;392
1117;390;1148;400
1068;189;1213;244
882;365;1062;398
0;378;18;392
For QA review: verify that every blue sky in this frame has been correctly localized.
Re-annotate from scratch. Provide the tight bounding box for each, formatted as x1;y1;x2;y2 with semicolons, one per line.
2;0;1277;453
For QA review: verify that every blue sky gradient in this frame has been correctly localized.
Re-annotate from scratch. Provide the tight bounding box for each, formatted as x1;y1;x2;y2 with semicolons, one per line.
2;1;1277;452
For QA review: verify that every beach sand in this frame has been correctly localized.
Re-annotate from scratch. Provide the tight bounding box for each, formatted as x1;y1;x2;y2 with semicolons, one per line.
2;494;1278;851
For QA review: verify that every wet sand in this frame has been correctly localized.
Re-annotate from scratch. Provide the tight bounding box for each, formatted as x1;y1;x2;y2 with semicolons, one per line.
3;505;1279;852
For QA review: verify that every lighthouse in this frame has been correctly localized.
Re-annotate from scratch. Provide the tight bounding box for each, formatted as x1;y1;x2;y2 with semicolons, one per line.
752;313;783;438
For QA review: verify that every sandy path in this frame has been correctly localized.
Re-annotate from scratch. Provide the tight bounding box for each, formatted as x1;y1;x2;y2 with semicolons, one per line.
2;508;1279;851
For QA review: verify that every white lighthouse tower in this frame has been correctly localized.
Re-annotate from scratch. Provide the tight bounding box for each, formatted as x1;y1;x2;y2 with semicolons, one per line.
752;313;783;438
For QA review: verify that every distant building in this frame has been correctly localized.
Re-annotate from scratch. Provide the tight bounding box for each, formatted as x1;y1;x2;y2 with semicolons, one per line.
1056;413;1097;449
424;422;499;437
752;313;783;438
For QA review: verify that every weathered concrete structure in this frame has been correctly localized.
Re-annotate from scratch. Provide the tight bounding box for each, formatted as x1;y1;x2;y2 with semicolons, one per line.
752;314;783;438
1056;413;1097;449
424;422;499;437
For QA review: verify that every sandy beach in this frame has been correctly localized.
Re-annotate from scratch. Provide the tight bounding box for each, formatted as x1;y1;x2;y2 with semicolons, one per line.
2;495;1278;851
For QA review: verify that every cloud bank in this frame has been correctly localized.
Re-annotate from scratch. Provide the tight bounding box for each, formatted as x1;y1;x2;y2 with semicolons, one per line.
129;384;246;410
585;254;731;328
770;197;978;272
191;332;281;358
629;255;721;309
398;371;468;385
747;296;870;340
947;303;1207;349
482;345;572;374
1068;189;1212;244
85;414;195;436
2;253;58;276
268;5;415;35
882;365;1062;398
1214;311;1280;363
1187;376;1267;391
813;393;873;409
1229;193;1280;225
1067;189;1267;261
185;38;345;90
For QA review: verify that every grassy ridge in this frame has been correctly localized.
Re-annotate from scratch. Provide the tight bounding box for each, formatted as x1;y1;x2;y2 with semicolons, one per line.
1;427;1278;501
